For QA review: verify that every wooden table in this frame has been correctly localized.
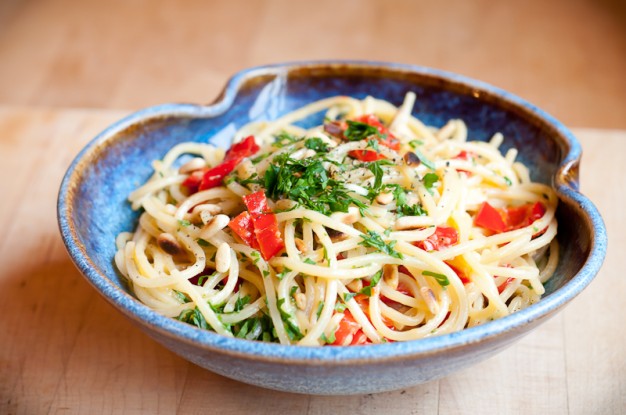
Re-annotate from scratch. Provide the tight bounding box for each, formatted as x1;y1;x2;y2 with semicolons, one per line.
0;107;623;414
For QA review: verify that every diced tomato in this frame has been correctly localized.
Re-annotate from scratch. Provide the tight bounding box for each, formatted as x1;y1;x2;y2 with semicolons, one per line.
347;149;387;161
381;281;412;305
454;150;475;160
446;261;471;284
475;201;546;234
181;169;206;194
198;158;238;191
183;136;260;194
235;190;285;260
228;211;260;249
332;311;362;346
223;135;260;163
414;226;459;251
475;202;507;233
331;311;370;346
250;212;284;260
242;190;270;215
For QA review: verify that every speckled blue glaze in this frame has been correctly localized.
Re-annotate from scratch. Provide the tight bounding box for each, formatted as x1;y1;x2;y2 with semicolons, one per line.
57;61;607;395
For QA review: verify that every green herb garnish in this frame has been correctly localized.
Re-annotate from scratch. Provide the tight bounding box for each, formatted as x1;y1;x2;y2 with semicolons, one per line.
422;270;450;287
359;231;403;259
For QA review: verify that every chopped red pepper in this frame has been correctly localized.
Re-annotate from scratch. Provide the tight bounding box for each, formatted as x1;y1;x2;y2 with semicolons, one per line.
242;190;270;215
475;201;546;234
354;114;400;151
332;311;368;346
414;226;459;251
474;202;507;233
227;211;260;250
497;277;516;293
234;190;285;260
347;149;387;161
183;135;260;194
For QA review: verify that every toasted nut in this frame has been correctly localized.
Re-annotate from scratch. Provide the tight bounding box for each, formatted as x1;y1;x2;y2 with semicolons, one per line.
294;292;307;311
179;157;206;174
294;238;307;254
383;264;399;290
331;206;361;225
215;242;231;273
395;215;427;231
200;214;230;239
274;199;297;211
403;152;421;167
157;233;185;256
346;279;363;293
376;192;394;205
420;286;440;314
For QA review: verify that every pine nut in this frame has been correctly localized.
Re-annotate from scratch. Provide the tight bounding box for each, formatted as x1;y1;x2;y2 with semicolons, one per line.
215;242;231;273
157;233;185;256
383;264;399;290
376;192;394;205
200;214;230;239
346;279;363;293
331;206;361;225
403;152;421;167
274;199;297;211
179;157;206;174
294;292;307;311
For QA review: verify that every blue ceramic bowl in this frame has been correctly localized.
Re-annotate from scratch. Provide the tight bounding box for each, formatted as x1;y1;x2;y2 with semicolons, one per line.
57;61;607;395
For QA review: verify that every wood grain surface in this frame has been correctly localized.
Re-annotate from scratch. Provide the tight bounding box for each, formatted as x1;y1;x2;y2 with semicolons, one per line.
0;0;626;128
0;108;622;414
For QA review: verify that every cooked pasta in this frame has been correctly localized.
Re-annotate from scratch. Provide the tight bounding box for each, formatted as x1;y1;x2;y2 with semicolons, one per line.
114;93;559;346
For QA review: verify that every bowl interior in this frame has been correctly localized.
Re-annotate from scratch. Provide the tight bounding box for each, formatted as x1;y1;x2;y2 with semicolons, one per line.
65;63;591;332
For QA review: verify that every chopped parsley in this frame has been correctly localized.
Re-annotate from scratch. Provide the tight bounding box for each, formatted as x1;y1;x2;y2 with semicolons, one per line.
197;238;210;247
320;331;336;344
277;298;304;341
422;270;450;287
177;307;208;329
344;120;381;141
359;231;403;259
409;139;424;149
264;153;367;215
173;290;191;304
233;295;251;312
178;219;191;227
413;148;436;170
304;137;329;153
423;173;439;195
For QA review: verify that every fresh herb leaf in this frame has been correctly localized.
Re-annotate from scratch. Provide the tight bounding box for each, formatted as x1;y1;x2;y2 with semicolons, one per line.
409;139;424;149
173;290;191;304
303;258;316;265
277;298;304;341
304;137;329;153
359;230;403;259
344;292;357;302
504;176;512;186
177;307;208;330
334;302;347;312
233;295;251;312
366;138;380;153
423;173;439;195
370;270;383;286
178;219;191;227
413;148;436;170
289;285;298;297
197;238;210;247
276;267;292;280
359;286;372;297
273;131;300;148
344;120;380;141
320;331;336;344
316;301;324;318
422;270;450;287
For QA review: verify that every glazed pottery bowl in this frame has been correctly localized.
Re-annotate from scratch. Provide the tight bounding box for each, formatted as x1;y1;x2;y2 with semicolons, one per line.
58;61;607;395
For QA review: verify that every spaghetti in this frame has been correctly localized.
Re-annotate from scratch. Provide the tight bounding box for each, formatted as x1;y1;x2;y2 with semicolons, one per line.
114;93;559;346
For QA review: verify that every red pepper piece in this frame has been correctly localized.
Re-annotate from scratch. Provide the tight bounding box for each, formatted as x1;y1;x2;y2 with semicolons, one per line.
414;226;459;251
227;211;260;250
474;202;507;233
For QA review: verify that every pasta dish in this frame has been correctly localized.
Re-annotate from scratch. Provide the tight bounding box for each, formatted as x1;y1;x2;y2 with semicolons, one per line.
114;93;559;346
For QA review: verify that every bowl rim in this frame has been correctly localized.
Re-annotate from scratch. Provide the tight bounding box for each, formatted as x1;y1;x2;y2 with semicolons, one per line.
57;60;608;364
